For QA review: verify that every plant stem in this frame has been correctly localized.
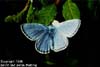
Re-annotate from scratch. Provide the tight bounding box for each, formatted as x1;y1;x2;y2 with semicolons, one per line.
19;0;30;15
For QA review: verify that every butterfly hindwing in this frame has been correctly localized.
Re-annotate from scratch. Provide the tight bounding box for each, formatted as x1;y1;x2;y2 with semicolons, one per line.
35;32;52;54
51;29;68;52
20;23;48;41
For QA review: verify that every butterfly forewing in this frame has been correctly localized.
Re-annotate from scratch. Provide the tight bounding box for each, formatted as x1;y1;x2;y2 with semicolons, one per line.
58;19;81;38
20;23;48;41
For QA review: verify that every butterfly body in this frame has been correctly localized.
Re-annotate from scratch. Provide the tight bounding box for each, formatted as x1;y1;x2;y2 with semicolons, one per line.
20;19;81;54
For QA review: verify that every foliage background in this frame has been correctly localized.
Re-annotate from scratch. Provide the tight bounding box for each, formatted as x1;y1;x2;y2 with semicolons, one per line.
0;0;98;67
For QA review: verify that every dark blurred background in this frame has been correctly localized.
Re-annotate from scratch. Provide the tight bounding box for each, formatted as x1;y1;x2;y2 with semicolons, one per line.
0;0;97;67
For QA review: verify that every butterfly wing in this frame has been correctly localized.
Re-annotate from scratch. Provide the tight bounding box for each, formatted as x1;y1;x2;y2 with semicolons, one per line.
20;23;47;41
35;32;52;54
53;19;81;38
51;29;68;52
51;19;81;52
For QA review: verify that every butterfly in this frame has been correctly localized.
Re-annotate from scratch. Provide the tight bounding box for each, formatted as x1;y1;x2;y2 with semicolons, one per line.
20;19;81;54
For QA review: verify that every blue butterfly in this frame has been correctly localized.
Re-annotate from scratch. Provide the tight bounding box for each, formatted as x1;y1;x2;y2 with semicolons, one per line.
20;19;81;54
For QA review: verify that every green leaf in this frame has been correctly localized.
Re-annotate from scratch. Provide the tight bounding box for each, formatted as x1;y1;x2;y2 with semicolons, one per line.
62;0;80;20
26;2;35;23
44;54;55;65
44;61;55;65
39;0;48;5
5;15;15;22
64;58;78;67
4;11;24;23
88;0;94;11
33;4;57;26
39;0;53;6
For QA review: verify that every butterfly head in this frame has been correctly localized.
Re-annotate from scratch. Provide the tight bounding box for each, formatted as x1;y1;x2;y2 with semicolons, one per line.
52;20;60;27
